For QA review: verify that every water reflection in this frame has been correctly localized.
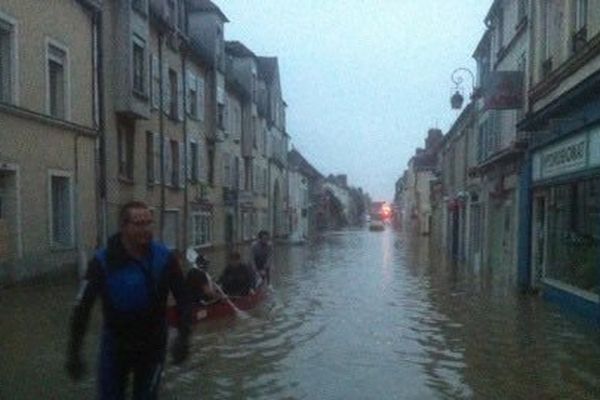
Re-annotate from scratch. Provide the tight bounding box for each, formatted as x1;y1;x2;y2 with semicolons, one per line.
1;229;600;399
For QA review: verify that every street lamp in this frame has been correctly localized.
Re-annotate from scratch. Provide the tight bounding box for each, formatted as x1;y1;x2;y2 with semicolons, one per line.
450;68;476;110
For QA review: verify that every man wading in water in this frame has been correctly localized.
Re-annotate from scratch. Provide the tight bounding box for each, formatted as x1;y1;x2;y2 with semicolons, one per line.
66;201;191;399
252;230;273;285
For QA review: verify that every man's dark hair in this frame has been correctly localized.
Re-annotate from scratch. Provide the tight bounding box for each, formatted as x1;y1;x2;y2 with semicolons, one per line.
258;230;269;239
119;200;150;226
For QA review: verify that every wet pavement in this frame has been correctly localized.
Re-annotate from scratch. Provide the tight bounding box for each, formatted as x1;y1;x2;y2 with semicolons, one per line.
1;228;600;399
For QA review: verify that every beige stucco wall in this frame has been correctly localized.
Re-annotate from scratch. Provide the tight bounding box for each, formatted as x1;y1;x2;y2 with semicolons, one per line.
0;113;97;280
0;0;94;127
0;0;97;281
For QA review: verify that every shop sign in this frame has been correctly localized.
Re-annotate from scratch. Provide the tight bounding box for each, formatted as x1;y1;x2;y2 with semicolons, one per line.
533;133;587;181
590;126;600;167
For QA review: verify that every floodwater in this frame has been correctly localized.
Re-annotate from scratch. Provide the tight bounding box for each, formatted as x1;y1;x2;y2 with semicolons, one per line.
1;228;600;399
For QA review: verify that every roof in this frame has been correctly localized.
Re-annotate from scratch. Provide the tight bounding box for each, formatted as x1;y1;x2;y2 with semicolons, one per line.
257;57;278;83
187;0;229;22
472;29;491;59
288;149;323;179
443;102;475;144
225;41;256;58
484;0;501;25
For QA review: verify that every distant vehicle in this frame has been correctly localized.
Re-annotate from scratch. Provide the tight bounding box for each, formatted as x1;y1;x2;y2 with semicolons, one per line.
369;220;385;231
369;201;392;231
369;214;385;231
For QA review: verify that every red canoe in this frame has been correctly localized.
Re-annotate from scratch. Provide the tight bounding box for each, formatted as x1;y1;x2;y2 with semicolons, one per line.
167;283;268;326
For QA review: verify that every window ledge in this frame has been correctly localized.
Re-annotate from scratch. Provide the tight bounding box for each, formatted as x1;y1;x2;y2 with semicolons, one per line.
50;243;75;252
543;278;600;303
133;89;149;101
118;176;135;185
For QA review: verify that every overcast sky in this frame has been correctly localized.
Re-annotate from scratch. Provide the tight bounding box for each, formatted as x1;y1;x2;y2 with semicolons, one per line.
219;1;491;201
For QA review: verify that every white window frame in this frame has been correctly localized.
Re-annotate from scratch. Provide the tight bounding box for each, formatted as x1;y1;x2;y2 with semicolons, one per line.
48;169;75;249
132;34;147;97
45;38;70;121
151;53;159;109
0;10;19;105
192;211;213;247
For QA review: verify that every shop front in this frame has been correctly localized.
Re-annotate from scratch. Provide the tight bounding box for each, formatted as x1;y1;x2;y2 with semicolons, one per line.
530;125;600;318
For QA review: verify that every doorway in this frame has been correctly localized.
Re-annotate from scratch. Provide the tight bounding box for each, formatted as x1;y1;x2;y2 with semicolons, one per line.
532;192;547;289
0;167;20;279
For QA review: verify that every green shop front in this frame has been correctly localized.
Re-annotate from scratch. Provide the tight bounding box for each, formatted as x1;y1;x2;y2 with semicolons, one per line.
529;125;600;318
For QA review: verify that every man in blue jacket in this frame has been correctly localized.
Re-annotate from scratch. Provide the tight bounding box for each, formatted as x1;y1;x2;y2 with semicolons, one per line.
66;201;191;399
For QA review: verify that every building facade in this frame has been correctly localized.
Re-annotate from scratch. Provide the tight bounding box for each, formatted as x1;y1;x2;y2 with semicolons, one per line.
518;0;600;320
0;0;100;281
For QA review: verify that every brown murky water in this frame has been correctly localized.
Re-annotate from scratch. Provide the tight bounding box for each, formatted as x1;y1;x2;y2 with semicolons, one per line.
1;229;599;399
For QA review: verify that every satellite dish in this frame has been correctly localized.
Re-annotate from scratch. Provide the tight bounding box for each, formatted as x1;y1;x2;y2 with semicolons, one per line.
185;247;198;264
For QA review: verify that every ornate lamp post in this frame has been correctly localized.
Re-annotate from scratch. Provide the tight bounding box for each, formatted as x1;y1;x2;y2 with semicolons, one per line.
450;68;476;110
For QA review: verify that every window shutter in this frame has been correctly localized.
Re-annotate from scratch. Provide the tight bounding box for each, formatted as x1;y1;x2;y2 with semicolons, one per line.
187;139;193;181
198;140;205;182
177;72;184;122
148;52;153;106
163;63;171;115
197;77;204;120
179;141;185;188
164;137;172;186
153;133;161;183
186;70;195;116
152;55;160;109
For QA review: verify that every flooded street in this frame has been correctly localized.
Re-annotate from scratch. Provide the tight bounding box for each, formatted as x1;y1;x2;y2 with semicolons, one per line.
2;228;600;399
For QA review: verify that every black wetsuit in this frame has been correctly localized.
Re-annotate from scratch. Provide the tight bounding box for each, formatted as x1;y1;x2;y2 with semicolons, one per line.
68;234;190;400
252;241;272;283
218;263;257;296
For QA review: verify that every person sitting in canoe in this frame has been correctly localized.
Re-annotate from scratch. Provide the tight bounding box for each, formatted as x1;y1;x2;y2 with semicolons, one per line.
186;253;220;304
218;250;258;297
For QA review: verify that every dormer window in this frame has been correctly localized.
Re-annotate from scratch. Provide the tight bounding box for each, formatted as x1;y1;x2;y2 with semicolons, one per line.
131;0;147;16
575;0;588;32
166;0;176;27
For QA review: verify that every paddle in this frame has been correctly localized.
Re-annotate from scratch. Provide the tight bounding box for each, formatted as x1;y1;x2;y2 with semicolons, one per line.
185;248;249;319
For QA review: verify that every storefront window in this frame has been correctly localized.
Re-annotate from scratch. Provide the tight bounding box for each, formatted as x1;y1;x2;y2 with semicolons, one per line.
545;178;600;294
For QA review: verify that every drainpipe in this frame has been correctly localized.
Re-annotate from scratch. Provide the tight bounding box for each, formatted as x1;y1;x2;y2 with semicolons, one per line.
526;0;536;115
159;33;165;241
181;50;189;250
94;8;107;247
517;154;532;293
73;133;85;278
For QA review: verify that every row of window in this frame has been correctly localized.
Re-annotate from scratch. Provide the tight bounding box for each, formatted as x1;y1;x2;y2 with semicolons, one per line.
49;169;215;251
118;125;208;187
477;112;502;163
221;153;268;195
132;35;206;122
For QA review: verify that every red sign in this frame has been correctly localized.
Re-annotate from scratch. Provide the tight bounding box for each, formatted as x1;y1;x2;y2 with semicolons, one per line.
484;71;524;110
